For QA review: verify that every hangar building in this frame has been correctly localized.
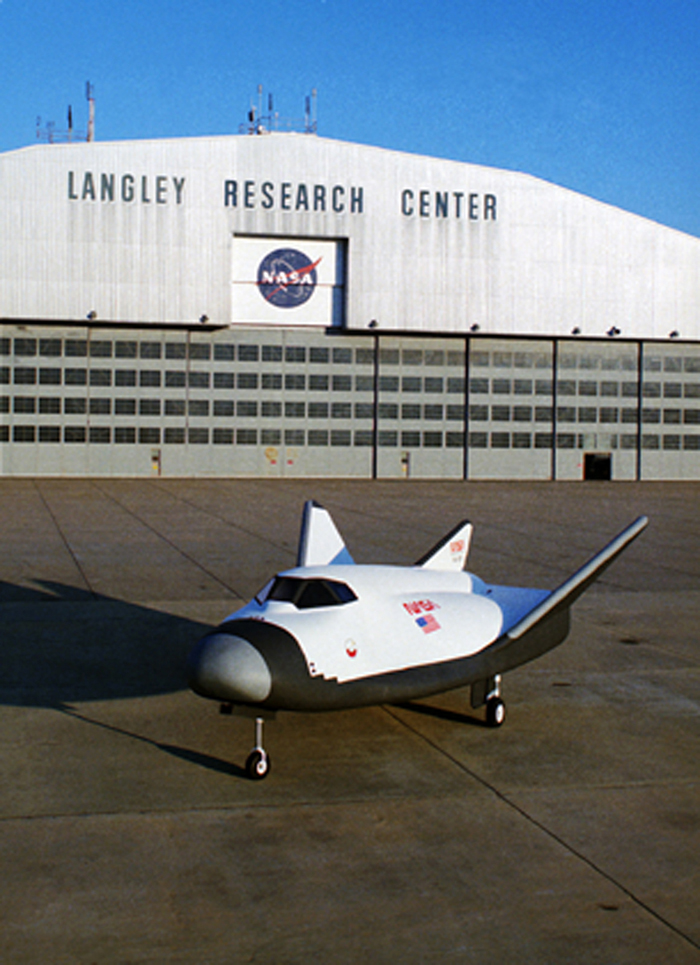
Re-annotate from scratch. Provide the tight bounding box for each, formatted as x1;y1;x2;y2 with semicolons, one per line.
1;131;699;479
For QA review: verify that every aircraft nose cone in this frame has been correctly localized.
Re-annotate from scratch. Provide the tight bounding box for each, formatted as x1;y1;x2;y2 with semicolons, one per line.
188;632;272;704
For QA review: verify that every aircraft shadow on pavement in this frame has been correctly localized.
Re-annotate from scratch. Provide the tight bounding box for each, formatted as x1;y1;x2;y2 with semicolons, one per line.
59;705;247;779
0;579;252;777
0;579;209;708
395;700;489;728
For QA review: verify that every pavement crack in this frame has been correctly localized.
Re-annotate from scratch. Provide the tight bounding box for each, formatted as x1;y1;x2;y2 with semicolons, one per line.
89;480;241;598
32;480;96;597
148;480;298;562
382;704;700;955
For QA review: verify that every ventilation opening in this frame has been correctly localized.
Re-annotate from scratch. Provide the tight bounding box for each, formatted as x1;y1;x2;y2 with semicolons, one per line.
584;452;612;481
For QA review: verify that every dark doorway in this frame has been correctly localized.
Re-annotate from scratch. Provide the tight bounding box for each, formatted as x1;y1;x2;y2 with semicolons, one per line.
584;452;612;480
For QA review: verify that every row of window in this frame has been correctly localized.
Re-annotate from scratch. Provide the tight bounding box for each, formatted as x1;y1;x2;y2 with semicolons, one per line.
2;339;487;369
5;366;700;400
473;353;698;374
0;397;370;419
1;426;369;446
558;356;700;374
0;339;375;366
3;395;700;426
0;397;448;420
4;336;700;371
1;367;468;393
472;378;699;397
6;371;700;404
3;424;699;451
472;405;700;424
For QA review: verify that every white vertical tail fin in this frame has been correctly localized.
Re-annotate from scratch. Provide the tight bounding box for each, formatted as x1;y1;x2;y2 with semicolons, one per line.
416;520;473;571
296;501;355;567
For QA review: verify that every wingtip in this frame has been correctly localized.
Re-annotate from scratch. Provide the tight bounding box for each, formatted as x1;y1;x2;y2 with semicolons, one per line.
626;515;650;538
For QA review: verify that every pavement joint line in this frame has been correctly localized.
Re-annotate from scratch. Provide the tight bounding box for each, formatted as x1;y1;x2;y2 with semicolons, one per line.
381;704;700;954
89;480;241;599
147;483;644;587
162;489;643;595
0;790;458;825
148;479;299;562
32;480;96;598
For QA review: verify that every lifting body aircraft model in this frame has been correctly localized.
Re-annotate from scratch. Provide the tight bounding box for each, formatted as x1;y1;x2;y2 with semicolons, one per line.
189;502;648;779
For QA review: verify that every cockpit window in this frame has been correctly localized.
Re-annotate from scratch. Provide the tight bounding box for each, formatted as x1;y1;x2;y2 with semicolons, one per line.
296;580;339;610
254;578;275;605
255;576;357;609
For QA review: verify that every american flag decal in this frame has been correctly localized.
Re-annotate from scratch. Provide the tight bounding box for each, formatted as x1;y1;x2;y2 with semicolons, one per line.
416;614;441;634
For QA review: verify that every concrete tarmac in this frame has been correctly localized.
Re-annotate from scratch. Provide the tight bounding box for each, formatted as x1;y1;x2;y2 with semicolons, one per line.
0;478;698;964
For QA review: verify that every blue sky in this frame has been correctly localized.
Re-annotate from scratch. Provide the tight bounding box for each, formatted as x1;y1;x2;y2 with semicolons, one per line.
2;0;699;236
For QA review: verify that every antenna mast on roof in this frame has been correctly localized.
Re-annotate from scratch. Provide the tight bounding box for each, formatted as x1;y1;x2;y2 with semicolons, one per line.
86;82;95;142
35;82;95;144
240;87;317;135
305;89;317;134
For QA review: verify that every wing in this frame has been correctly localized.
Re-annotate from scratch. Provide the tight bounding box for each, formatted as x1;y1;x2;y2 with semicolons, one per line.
473;515;649;677
416;520;473;571
505;515;649;639
296;500;355;567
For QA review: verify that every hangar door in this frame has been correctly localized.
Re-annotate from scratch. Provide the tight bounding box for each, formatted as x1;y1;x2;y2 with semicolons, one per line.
232;236;346;327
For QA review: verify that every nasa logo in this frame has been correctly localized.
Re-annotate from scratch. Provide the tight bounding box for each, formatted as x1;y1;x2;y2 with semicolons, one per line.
257;248;321;308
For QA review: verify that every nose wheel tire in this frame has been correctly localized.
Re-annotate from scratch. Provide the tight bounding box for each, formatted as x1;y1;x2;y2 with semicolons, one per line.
486;696;506;728
245;749;270;780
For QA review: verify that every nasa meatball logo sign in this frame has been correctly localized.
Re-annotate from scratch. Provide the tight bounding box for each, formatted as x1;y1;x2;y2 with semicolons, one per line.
257;248;322;308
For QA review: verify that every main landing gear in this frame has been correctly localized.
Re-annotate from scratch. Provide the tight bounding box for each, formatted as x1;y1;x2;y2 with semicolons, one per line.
471;674;507;728
220;704;273;780
485;694;506;728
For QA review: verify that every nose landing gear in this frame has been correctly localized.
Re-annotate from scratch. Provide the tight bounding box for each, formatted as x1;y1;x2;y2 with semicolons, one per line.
245;717;271;780
220;704;274;780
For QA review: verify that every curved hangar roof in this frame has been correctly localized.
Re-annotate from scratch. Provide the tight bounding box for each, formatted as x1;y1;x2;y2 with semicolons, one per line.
0;134;698;341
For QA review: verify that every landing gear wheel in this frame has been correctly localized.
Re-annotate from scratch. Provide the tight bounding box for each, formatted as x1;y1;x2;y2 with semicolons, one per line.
486;697;506;728
245;749;270;781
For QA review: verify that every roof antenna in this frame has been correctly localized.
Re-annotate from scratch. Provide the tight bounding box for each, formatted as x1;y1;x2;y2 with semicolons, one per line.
86;82;95;141
305;89;317;133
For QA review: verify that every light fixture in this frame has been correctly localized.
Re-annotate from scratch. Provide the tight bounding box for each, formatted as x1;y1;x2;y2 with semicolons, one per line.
669;330;680;338
571;327;581;335
86;310;97;320
368;319;378;329
470;323;480;333
199;314;209;324
606;326;621;337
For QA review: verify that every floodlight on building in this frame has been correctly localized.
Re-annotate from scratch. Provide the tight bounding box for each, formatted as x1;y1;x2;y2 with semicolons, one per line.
86;310;97;320
368;319;378;328
199;314;209;324
470;323;480;333
606;326;621;337
571;327;581;335
669;330;680;338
